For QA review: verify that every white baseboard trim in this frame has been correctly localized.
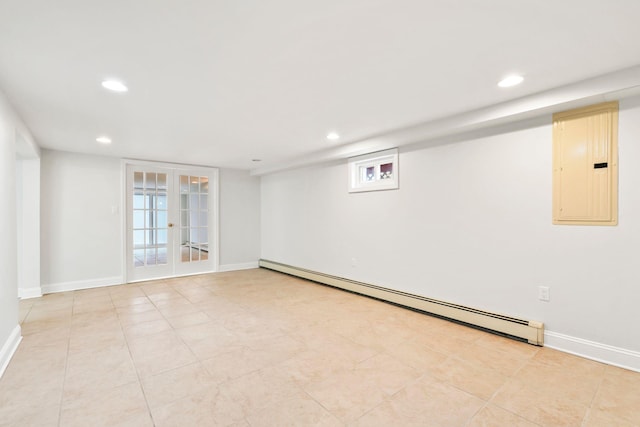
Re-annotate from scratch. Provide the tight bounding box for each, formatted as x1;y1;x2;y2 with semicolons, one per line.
18;286;42;299
545;331;640;373
218;261;259;272
41;276;124;294
0;325;22;378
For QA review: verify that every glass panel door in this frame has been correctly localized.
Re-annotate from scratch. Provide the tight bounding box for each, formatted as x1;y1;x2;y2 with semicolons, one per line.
127;165;174;281
174;170;215;276
126;163;218;282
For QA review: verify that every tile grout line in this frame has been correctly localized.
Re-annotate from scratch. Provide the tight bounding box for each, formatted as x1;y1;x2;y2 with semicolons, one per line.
18;300;34;325
580;367;608;427
300;388;347;426
146;282;206;366
480;346;544;427
56;291;76;427
112;283;158;426
463;401;490;427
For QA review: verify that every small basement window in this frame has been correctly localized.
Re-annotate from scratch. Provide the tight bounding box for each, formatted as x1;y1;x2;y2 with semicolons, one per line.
348;148;399;193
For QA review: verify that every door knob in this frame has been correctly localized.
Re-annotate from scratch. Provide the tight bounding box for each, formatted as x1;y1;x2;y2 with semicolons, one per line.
168;223;174;228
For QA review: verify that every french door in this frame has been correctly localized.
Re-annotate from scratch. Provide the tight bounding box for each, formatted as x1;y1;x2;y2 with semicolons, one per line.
126;163;218;282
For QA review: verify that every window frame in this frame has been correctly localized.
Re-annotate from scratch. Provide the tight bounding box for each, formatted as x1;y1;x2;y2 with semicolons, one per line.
348;148;399;193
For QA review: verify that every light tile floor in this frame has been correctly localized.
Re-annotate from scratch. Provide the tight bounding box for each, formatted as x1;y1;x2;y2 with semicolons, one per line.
1;268;639;426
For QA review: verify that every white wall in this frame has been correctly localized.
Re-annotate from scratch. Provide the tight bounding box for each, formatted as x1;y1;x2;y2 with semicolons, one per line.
40;151;261;288
40;150;123;290
219;168;261;269
0;93;19;364
0;89;34;375
261;96;640;369
16;157;41;298
15;159;22;293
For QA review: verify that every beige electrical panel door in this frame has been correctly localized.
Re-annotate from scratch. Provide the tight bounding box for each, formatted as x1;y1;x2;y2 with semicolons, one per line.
553;102;618;225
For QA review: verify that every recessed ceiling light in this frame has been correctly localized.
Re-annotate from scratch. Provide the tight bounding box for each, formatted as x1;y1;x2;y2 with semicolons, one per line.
96;136;112;144
498;75;524;88
101;80;128;92
326;132;340;141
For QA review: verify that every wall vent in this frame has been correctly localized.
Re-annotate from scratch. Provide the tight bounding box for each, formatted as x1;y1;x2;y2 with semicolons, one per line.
259;259;544;346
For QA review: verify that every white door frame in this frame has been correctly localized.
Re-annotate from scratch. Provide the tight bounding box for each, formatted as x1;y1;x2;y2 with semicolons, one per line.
122;159;219;283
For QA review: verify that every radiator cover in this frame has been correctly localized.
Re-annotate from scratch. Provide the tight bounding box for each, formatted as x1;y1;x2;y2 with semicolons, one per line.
259;259;544;346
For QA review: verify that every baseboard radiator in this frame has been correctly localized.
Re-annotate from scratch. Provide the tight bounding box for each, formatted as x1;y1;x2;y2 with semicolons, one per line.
259;259;544;346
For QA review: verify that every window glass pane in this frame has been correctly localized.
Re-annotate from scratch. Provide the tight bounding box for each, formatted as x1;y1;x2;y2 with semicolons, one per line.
145;210;155;229
146;248;157;265
181;246;190;263
181;210;189;227
157;210;168;228
380;163;393;179
157;229;168;245
192;246;200;262
181;224;191;263
145;229;155;246
133;210;144;229
157;173;167;190
190;212;199;227
133;192;144;209
180;175;189;194
157;247;167;265
180;227;190;245
133;230;145;248
200;177;209;193
134;172;143;190
197;227;208;245
190;194;199;211
189;176;199;193
133;249;144;267
199;211;208;228
145;194;154;209
156;192;167;209
200;249;208;261
361;165;375;182
200;195;208;210
180;194;189;210
145;173;157;190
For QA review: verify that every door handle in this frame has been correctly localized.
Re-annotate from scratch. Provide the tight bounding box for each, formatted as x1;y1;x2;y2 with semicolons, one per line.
168;223;174;228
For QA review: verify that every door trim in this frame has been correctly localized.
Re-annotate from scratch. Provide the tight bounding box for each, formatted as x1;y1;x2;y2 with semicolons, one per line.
122;159;219;283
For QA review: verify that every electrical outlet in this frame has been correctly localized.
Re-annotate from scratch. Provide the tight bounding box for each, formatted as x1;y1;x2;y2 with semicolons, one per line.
538;286;550;302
